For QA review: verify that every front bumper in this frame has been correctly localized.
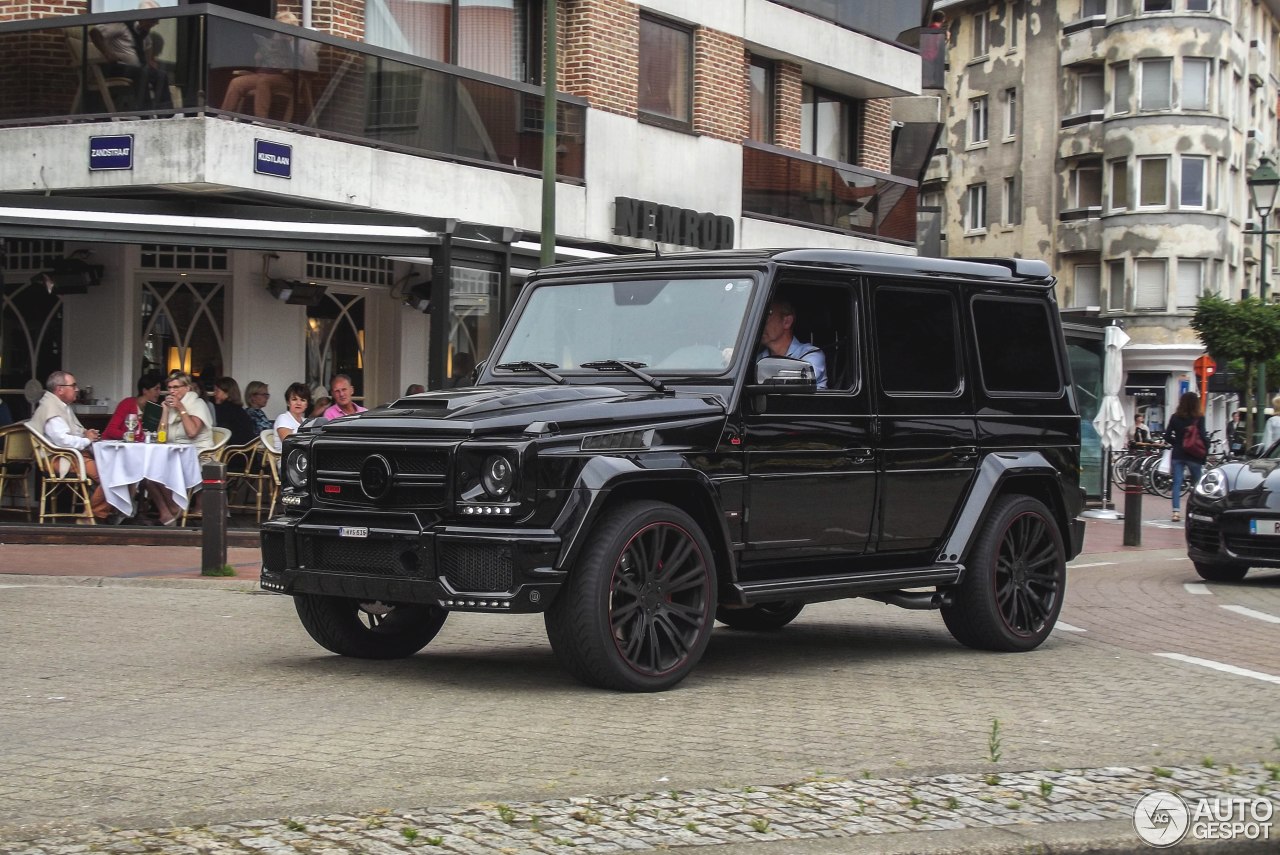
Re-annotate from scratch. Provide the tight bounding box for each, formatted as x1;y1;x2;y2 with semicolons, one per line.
260;509;564;613
1185;500;1280;567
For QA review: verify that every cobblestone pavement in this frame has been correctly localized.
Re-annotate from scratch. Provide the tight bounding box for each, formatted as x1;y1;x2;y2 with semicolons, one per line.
0;551;1277;852
0;764;1274;854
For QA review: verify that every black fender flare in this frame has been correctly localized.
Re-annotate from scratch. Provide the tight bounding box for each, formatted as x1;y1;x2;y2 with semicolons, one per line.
551;456;732;574
937;451;1074;565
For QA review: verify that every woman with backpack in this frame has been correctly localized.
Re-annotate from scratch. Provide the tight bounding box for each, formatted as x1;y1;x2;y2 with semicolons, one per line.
1163;391;1208;522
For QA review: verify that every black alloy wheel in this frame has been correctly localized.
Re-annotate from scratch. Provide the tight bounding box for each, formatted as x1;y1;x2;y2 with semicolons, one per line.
715;601;805;631
294;594;448;659
942;495;1065;652
545;500;715;692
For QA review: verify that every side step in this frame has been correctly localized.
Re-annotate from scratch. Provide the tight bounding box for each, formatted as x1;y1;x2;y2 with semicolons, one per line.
734;565;963;605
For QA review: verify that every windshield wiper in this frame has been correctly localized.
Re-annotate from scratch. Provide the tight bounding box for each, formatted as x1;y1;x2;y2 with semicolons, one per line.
494;361;568;384
580;360;667;393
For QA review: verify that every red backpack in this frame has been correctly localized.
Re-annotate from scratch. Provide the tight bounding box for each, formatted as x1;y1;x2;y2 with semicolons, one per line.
1182;422;1206;458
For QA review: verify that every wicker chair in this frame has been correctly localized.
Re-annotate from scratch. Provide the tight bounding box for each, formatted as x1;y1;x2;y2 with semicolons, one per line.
0;422;36;519
260;428;282;519
25;423;96;524
181;427;232;526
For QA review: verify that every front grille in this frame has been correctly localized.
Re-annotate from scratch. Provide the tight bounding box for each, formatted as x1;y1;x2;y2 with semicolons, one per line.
1224;535;1280;560
312;441;450;509
439;542;514;593
261;531;287;573
299;537;431;578
315;447;448;476
1186;524;1219;553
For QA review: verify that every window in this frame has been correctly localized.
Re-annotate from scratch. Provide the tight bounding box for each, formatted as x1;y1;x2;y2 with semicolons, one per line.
1108;260;1127;310
1112;63;1132;113
875;288;961;395
1139;156;1169;206
306;292;366;401
1183;58;1211;110
1073;265;1101;307
748;57;774;143
1135;258;1168;309
1082;0;1107;16
1003;177;1018;224
1143;0;1173;11
971;297;1062;395
1180;156;1207;208
1077;70;1105;113
1117;0;1134;15
1070;162;1103;208
1140;59;1173;110
364;0;541;82
1188;0;1212;10
965;184;988;232
638;14;692;126
1005;88;1017;137
969;96;989;144
1177;259;1205;307
1110;159;1130;210
973;11;989;56
802;86;860;163
140;280;227;385
1008;3;1019;48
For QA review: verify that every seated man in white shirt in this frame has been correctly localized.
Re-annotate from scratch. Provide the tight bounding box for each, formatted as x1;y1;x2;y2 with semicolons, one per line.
27;370;114;523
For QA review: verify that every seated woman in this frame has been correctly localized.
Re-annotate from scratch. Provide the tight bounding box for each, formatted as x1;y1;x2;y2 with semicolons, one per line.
212;376;258;446
150;371;214;526
102;371;163;440
273;382;312;447
243;380;272;433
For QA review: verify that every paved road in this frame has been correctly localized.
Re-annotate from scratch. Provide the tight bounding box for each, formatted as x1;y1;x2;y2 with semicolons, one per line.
0;550;1276;852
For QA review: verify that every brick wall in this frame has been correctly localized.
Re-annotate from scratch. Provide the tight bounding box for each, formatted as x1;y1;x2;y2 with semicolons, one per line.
774;61;802;150
562;0;638;117
692;27;746;143
310;0;365;40
861;98;892;172
0;2;82;22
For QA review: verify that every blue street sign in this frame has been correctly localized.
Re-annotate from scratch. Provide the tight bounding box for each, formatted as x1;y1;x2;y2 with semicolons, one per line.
89;135;134;171
254;139;292;178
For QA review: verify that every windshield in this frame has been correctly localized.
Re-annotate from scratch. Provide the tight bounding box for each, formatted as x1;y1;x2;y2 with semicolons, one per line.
495;276;756;373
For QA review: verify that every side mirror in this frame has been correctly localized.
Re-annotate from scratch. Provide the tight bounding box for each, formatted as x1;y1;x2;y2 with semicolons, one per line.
746;356;818;394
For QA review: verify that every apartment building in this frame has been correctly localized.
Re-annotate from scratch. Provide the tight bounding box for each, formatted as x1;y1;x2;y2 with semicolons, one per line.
0;0;935;419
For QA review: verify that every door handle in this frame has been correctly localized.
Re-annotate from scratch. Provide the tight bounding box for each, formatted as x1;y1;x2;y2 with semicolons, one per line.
850;448;874;464
955;446;979;461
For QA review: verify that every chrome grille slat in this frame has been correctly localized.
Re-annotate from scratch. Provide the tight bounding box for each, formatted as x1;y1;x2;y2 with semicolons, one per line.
311;441;453;510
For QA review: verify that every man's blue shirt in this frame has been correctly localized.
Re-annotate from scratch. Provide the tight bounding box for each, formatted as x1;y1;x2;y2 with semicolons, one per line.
758;338;827;389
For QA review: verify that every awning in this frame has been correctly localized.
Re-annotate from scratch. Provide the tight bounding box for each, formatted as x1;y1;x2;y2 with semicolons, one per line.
1124;371;1168;399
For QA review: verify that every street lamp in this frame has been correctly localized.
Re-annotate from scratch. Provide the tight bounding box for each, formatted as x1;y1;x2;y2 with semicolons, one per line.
1248;156;1280;441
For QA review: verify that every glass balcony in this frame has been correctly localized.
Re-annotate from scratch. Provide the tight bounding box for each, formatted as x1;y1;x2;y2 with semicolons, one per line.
770;1;929;49
0;7;585;181
743;142;917;244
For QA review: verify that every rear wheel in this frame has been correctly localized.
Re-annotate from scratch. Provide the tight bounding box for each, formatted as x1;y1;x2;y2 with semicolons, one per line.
715;601;804;631
545;500;715;692
1192;561;1249;582
942;495;1065;652
294;595;448;659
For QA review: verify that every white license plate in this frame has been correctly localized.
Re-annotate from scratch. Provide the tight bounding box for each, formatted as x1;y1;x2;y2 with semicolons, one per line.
1249;519;1280;536
339;526;369;539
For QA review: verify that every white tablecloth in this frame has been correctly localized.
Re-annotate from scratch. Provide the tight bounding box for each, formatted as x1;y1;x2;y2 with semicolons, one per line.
94;442;203;516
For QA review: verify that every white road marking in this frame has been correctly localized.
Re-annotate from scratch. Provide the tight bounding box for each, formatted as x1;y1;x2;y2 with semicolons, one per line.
1068;561;1115;568
1154;653;1280;685
1220;604;1280;625
1183;583;1212;596
1055;621;1087;633
1166;556;1190;561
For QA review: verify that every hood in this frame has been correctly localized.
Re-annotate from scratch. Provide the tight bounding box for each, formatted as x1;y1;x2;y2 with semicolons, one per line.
312;384;728;438
1220;456;1280;510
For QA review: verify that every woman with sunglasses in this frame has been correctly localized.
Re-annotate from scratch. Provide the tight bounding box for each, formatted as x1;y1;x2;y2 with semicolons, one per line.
149;371;214;525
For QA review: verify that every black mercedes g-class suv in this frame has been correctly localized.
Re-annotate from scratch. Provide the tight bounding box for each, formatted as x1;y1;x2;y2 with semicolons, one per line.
261;249;1084;691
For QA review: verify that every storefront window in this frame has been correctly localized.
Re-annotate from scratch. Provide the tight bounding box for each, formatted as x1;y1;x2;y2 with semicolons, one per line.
307;292;366;401
140;280;226;393
1066;332;1106;501
1;277;64;421
447;265;500;386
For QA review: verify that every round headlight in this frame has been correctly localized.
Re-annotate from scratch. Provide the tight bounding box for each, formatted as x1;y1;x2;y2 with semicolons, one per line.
1195;468;1226;499
285;449;309;489
481;454;514;499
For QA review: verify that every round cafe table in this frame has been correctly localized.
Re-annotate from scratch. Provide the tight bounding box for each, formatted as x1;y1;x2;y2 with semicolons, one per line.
93;441;203;517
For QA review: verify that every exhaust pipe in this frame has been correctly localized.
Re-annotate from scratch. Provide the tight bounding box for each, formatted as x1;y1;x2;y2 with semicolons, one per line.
865;591;951;610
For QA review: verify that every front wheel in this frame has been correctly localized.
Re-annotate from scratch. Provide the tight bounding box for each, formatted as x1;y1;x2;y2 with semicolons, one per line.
1192;561;1249;582
545;500;716;692
715;601;804;631
942;495;1066;652
294;595;448;659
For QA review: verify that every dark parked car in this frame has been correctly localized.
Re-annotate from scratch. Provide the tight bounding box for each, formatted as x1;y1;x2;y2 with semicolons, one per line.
1186;443;1280;580
261;249;1085;691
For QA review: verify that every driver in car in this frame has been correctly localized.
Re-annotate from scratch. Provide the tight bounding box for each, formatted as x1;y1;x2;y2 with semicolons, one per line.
756;299;827;389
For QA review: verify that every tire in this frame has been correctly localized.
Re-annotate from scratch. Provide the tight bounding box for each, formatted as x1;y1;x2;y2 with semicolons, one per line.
1146;466;1175;499
1192;561;1249;582
294;594;448;659
715;601;804;631
942;495;1066;652
544;500;715;692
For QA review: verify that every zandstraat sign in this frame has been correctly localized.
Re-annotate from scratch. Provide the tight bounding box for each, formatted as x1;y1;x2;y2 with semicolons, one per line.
613;196;734;250
254;139;292;179
89;135;134;171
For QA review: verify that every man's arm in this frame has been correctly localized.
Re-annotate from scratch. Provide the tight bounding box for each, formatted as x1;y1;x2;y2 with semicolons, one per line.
45;416;92;450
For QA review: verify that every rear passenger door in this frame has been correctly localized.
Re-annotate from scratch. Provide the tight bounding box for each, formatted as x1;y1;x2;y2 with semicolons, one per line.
869;281;978;555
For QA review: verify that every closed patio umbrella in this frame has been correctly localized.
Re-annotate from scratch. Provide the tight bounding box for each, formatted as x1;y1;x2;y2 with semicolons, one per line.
1092;324;1130;452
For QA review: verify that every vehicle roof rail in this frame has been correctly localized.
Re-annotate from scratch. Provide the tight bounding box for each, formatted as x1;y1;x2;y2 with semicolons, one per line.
963;257;1052;280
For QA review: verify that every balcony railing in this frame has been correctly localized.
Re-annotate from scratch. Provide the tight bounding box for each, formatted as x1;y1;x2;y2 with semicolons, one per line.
771;1;929;49
742;142;917;244
0;5;585;181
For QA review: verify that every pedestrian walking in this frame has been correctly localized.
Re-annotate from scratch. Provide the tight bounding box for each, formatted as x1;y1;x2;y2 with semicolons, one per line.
1163;391;1207;522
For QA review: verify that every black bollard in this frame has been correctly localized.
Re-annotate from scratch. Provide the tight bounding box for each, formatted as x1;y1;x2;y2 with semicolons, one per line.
201;460;227;574
1123;471;1142;547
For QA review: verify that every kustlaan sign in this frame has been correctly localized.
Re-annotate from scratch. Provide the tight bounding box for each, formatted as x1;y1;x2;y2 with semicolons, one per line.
613;196;734;250
254;139;292;178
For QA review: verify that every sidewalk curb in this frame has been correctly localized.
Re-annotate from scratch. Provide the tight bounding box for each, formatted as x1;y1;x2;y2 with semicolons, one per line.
0;573;261;592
